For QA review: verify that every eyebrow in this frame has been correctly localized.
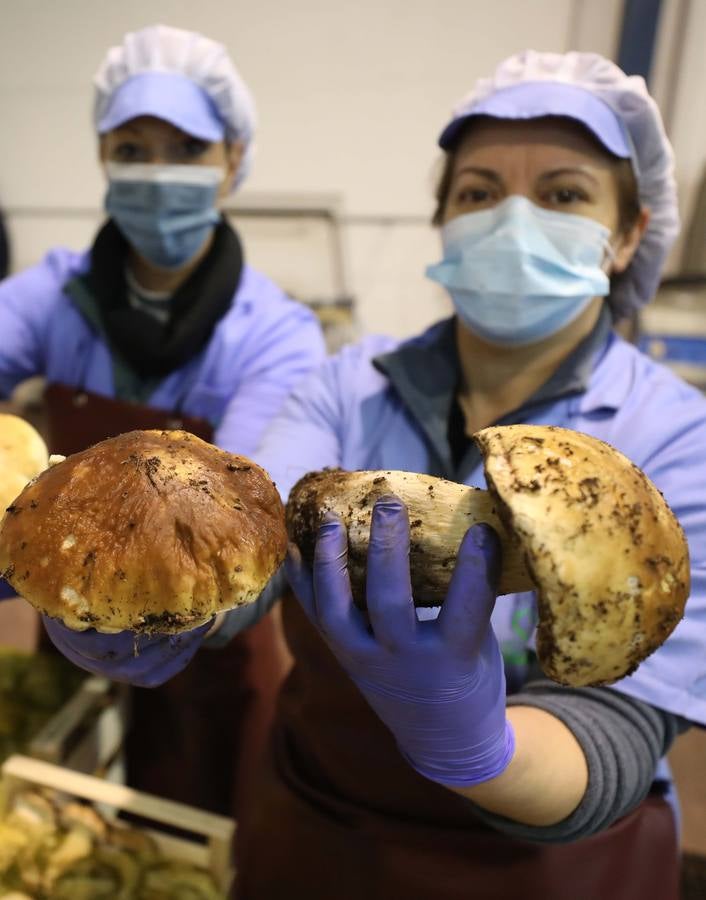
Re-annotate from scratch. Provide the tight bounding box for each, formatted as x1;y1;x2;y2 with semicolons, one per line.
538;167;600;186
454;166;503;183
454;164;601;187
113;124;142;136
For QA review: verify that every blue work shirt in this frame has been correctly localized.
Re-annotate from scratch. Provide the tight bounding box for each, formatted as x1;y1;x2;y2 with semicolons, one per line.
255;311;706;726
0;246;327;456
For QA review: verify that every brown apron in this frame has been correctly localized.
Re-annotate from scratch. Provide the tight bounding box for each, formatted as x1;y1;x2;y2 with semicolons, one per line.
42;382;290;819
235;594;680;900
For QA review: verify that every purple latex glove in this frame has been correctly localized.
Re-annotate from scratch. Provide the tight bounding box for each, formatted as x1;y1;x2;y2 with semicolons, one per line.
0;578;16;600
43;617;212;688
286;497;514;787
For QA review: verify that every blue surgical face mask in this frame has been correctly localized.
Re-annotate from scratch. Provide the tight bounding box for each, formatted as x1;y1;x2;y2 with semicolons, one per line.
105;163;223;269
426;196;613;346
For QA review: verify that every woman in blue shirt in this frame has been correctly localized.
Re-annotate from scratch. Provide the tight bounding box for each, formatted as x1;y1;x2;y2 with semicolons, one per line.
48;51;705;899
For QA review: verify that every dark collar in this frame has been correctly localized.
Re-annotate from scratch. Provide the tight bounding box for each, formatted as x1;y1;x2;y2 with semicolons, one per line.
373;307;614;474
69;218;244;377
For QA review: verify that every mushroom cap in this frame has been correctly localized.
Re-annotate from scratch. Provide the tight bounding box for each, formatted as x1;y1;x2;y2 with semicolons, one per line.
0;414;49;481
0;430;287;633
286;468;533;605
474;425;690;686
0;470;32;521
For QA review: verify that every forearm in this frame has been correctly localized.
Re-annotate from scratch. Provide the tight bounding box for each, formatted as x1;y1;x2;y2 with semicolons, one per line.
447;705;588;825
444;681;683;843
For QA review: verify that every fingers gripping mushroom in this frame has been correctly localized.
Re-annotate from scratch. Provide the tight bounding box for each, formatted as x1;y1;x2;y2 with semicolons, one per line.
287;468;533;601
285;425;689;687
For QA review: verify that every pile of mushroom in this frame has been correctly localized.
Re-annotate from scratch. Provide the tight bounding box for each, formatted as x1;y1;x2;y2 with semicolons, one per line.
0;781;225;898
286;425;690;687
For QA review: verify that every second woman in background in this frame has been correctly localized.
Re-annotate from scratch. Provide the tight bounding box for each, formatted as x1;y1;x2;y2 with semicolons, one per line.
0;24;326;817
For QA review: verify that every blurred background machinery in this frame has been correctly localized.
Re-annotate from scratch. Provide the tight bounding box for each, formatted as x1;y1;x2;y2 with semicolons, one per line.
639;168;706;391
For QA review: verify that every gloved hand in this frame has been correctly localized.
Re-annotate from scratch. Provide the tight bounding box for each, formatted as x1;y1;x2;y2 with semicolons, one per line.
43;617;212;688
286;496;514;787
0;578;16;600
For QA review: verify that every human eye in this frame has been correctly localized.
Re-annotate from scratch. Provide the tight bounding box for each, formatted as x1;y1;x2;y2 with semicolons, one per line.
174;138;210;162
458;187;490;203
111;142;147;163
453;182;499;209
543;184;591;206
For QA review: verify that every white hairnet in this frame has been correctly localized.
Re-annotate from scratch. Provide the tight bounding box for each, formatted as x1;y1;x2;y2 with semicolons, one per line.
442;50;679;317
94;24;257;189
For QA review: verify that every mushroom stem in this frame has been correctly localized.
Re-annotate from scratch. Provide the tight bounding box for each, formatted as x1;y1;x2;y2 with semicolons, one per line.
285;469;533;606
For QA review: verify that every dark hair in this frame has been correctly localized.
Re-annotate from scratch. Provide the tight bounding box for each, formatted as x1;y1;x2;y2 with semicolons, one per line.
0;210;8;280
431;118;642;236
612;159;642;236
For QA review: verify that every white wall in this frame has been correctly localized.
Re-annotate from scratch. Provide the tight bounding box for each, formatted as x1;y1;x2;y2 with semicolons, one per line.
1;0;625;338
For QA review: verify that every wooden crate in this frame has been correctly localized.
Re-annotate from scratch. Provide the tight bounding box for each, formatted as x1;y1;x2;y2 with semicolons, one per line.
2;753;236;893
28;675;129;774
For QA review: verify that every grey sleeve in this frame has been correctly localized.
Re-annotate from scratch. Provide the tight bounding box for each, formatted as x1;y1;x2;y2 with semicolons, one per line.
203;567;287;648
467;679;686;843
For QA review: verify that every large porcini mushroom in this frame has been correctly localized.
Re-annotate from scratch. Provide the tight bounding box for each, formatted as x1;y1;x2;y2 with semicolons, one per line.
0;430;287;634
286;425;689;687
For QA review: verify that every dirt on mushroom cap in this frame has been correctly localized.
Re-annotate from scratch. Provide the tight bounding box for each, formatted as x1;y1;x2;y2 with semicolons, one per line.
0;430;287;634
474;425;690;687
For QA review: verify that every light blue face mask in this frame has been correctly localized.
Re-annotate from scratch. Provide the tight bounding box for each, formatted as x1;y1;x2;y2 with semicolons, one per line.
426;196;613;346
105;163;223;269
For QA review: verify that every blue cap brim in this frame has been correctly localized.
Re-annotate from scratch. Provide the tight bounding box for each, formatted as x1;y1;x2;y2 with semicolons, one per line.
97;71;225;142
439;81;631;158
